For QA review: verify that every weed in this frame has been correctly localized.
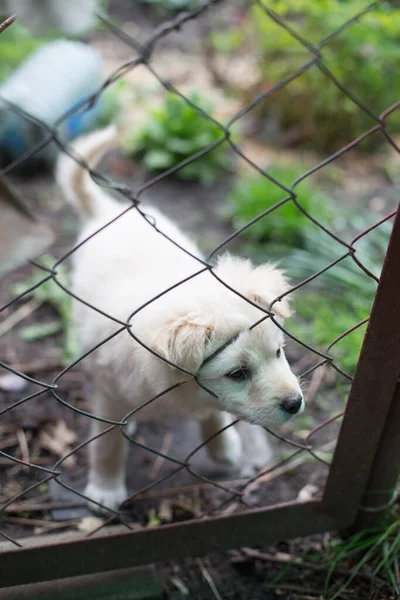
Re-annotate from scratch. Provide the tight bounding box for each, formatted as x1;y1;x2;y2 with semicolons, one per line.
12;256;78;364
126;91;231;185
226;163;333;247
325;505;400;599
0;22;49;83
287;218;390;375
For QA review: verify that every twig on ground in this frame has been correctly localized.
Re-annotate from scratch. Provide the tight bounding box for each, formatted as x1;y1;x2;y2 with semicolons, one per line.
213;502;240;517
197;558;223;600
0;456;53;468
0;14;16;35
148;432;174;481
16;428;31;468
3;500;84;514
173;499;202;518
244;439;336;497
263;582;324;597
170;575;190;596
0;425;18;435
7;357;64;375
237;548;386;586
3;516;79;529
0;300;41;338
134;478;247;501
0;435;18;450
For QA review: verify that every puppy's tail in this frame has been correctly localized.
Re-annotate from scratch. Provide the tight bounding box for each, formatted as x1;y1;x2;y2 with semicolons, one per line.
56;125;118;220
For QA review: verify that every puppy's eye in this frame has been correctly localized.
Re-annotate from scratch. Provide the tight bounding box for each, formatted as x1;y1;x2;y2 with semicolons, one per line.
276;348;281;358
226;368;251;381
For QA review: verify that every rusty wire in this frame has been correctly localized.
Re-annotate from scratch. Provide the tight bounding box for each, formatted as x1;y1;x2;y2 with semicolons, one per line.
0;0;398;548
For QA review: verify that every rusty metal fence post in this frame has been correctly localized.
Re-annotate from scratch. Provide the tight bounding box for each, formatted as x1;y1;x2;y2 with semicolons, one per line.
322;204;400;529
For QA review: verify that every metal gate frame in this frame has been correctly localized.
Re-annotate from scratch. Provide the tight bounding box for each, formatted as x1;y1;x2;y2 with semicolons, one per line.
1;1;400;591
0;205;399;589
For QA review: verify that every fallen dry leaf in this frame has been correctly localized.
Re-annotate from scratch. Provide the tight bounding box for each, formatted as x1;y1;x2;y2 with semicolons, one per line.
170;575;190;596
39;420;77;467
76;516;104;534
0;480;23;503
158;498;173;523
297;484;319;502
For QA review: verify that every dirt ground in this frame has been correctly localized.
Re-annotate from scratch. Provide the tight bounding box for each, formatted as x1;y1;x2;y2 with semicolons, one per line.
0;2;398;598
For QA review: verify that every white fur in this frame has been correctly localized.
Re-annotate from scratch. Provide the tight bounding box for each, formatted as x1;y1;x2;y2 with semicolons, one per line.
56;127;304;513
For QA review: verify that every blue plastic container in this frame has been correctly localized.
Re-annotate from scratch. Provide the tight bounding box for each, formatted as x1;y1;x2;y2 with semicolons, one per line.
0;39;105;167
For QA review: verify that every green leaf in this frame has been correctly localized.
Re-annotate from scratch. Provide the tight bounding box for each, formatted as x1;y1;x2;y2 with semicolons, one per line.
166;137;197;154
11;255;78;364
125;90;232;182
143;150;174;171
143;117;167;143
19;321;62;342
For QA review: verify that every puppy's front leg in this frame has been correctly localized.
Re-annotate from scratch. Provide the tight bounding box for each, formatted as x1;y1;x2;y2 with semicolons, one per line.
200;412;242;467
84;392;128;513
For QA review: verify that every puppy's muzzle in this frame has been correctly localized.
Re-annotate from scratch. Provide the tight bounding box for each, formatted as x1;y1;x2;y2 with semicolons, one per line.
280;393;303;415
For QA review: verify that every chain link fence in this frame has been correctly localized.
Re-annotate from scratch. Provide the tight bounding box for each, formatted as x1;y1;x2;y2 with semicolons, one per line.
0;0;399;587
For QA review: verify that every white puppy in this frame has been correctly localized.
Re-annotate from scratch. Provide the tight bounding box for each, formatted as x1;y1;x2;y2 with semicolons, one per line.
56;127;304;512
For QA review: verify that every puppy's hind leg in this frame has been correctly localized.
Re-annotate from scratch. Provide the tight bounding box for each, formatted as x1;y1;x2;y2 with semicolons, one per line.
84;389;129;514
200;411;242;468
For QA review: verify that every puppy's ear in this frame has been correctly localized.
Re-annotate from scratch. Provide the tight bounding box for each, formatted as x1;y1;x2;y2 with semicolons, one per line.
250;264;292;319
153;312;213;373
214;254;292;320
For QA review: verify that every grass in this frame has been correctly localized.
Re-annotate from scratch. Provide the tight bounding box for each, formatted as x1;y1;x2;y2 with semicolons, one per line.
286;217;390;375
267;482;400;598
12;256;78;364
226;164;334;247
323;491;400;599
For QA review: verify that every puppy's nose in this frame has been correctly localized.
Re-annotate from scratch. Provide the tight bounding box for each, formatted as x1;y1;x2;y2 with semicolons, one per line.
280;394;303;415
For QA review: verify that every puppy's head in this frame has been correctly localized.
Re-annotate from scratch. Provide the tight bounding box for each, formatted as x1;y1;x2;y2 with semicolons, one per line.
153;253;304;426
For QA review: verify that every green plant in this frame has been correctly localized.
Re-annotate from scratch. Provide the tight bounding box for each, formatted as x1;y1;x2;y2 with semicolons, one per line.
226;164;334;247
324;507;400;599
12;256;78;364
0;22;49;83
211;1;400;151
292;292;370;376
269;496;399;598
126;92;231;185
227;167;391;374
286;217;390;374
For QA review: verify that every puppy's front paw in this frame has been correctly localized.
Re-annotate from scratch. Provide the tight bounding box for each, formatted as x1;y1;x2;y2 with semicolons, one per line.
84;481;128;515
207;427;242;467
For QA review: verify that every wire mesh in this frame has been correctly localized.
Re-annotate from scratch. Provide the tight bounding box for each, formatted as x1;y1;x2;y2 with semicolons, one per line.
0;0;398;552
